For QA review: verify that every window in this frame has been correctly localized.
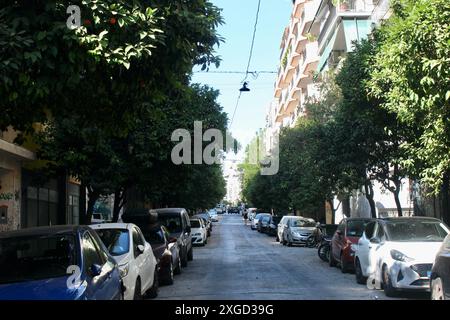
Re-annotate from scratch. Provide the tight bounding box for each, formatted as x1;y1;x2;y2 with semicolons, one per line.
82;232;104;274
364;222;376;239
145;227;166;245
385;220;448;242
0;234;77;284
347;220;371;237
190;220;201;228
159;215;183;233
25;184;58;228
96;229;130;256
132;227;145;258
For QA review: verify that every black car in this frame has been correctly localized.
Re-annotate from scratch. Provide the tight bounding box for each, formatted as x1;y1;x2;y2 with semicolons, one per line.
431;233;450;300
228;207;240;214
155;208;193;267
145;224;181;285
257;214;271;233
267;215;283;236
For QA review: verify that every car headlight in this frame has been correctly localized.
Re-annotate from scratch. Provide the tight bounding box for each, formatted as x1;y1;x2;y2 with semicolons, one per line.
292;232;301;237
119;263;129;278
390;249;414;262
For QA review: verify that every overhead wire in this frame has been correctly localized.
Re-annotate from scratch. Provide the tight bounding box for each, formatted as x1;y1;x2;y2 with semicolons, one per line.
230;0;262;128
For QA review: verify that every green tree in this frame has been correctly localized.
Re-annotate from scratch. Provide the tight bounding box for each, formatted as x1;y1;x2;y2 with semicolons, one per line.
370;0;450;193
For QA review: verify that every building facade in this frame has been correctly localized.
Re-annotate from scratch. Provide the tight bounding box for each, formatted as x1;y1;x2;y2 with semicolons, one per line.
265;0;415;223
0;127;82;232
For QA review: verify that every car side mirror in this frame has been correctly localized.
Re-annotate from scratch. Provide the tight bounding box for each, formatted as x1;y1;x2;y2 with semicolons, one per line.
137;245;145;254
370;237;380;244
90;264;102;277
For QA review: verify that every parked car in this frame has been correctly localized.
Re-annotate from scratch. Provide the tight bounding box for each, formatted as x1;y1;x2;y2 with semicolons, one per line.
228;207;240;214
190;218;208;246
267;215;283;237
329;218;373;273
257;214;272;233
209;210;219;222
193;213;212;236
278;216;316;246
431;233;450;300
354;217;449;297
145;224;181;286
91;213;106;224
155;208;193;267
251;214;263;230
248;208;257;221
91;223;158;299
0;226;123;300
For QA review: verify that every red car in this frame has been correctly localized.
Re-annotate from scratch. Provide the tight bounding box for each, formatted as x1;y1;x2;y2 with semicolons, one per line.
329;218;373;273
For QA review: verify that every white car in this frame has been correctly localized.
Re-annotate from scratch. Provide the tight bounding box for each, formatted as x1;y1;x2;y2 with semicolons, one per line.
251;214;263;230
354;217;449;297
209;210;219;222
247;208;257;221
91;223;158;300
190;218;208;246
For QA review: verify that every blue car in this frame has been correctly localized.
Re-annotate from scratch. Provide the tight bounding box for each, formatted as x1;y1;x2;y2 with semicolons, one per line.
0;225;123;300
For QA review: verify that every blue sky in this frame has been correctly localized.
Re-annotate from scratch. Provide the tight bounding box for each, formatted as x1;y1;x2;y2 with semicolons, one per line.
191;0;292;160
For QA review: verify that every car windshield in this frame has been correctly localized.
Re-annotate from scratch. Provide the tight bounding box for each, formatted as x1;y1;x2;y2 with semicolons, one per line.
385;220;448;242
347;220;371;237
95;229;129;256
0;234;77;284
158;215;182;233
291;219;316;227
190;220;201;228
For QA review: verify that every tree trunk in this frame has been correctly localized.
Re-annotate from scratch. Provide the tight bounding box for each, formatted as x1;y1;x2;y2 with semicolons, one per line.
327;198;335;224
393;187;403;217
85;187;100;225
112;188;127;223
364;181;377;218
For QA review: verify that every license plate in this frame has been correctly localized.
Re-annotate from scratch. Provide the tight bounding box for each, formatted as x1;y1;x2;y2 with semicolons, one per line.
427;271;432;278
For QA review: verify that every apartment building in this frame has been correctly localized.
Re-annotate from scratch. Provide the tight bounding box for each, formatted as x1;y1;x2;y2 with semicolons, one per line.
272;0;321;129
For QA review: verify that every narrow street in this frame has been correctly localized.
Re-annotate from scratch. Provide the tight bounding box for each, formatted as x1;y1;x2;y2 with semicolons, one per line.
157;214;427;300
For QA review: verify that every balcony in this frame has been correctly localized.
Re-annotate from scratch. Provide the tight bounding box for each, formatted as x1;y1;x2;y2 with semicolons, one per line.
334;0;376;14
298;1;320;36
293;0;307;18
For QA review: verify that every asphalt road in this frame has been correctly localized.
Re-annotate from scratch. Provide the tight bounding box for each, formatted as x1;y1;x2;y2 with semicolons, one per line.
156;214;428;300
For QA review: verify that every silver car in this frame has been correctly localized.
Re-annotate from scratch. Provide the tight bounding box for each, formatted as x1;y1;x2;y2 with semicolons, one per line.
278;216;316;246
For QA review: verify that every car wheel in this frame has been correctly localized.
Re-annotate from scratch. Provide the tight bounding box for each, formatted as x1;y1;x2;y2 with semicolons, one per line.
174;256;182;275
431;277;445;300
287;236;292;247
187;247;193;261
340;253;349;273
382;265;397;297
146;269;159;299
355;258;367;285
329;248;337;267
134;278;142;300
164;263;174;286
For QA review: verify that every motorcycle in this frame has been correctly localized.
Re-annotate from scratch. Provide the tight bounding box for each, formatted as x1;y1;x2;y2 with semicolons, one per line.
317;235;332;262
